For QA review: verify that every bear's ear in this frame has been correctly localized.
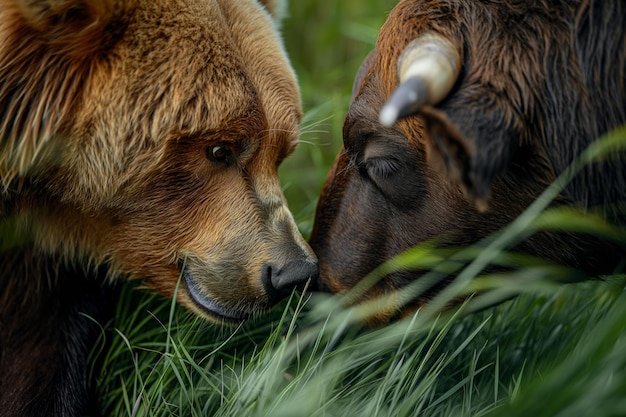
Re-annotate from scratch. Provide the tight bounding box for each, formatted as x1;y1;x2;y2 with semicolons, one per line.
0;0;125;184
15;0;120;57
256;0;288;23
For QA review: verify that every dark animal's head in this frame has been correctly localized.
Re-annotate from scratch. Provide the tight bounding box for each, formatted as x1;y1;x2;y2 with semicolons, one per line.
310;0;626;322
0;0;318;323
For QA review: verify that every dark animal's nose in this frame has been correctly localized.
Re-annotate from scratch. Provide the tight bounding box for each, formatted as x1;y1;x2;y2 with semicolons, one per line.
262;260;319;301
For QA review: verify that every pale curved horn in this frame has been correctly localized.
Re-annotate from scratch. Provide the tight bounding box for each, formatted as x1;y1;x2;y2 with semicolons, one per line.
379;32;462;127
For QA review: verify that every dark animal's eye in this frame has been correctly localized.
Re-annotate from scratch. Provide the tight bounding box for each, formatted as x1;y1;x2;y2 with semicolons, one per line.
365;157;402;180
207;145;232;164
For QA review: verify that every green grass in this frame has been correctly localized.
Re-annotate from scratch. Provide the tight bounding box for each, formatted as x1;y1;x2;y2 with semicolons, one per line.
95;275;626;416
12;1;625;416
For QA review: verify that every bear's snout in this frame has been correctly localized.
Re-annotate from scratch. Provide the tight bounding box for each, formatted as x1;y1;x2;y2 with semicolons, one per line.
262;259;319;302
179;243;318;323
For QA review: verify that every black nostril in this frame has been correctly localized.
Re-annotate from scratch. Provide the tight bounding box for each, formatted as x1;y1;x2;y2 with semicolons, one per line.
262;260;319;301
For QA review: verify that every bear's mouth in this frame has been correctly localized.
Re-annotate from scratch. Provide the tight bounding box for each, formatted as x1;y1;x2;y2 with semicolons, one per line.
183;268;247;323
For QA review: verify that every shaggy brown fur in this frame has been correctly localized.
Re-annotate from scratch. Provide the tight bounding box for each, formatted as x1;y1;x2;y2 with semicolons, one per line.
0;0;317;415
310;0;626;323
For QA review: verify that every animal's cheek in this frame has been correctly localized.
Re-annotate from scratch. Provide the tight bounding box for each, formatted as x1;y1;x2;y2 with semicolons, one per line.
104;166;317;321
99;169;246;263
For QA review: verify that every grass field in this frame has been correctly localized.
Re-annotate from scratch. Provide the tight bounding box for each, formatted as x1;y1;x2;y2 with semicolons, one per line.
89;2;626;416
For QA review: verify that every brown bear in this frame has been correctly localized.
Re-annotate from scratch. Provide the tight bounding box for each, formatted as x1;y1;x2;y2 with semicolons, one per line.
0;0;318;415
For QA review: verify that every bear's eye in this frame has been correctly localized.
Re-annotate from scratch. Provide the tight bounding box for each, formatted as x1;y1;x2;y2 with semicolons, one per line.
207;145;232;164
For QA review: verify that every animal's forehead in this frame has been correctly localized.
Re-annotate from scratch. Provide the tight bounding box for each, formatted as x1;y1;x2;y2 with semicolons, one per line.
96;0;300;148
343;75;389;149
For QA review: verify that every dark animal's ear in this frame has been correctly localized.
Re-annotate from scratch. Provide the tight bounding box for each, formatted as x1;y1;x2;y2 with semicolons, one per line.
256;0;287;23
15;0;119;57
418;106;485;209
419;105;518;211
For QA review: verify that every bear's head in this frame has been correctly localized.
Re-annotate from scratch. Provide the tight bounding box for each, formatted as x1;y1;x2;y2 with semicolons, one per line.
0;0;318;322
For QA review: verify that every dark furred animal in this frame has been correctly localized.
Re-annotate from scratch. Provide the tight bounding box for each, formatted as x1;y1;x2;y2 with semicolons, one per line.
310;0;626;322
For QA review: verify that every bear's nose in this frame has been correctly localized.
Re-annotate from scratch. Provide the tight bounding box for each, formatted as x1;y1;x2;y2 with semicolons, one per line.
262;260;319;302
